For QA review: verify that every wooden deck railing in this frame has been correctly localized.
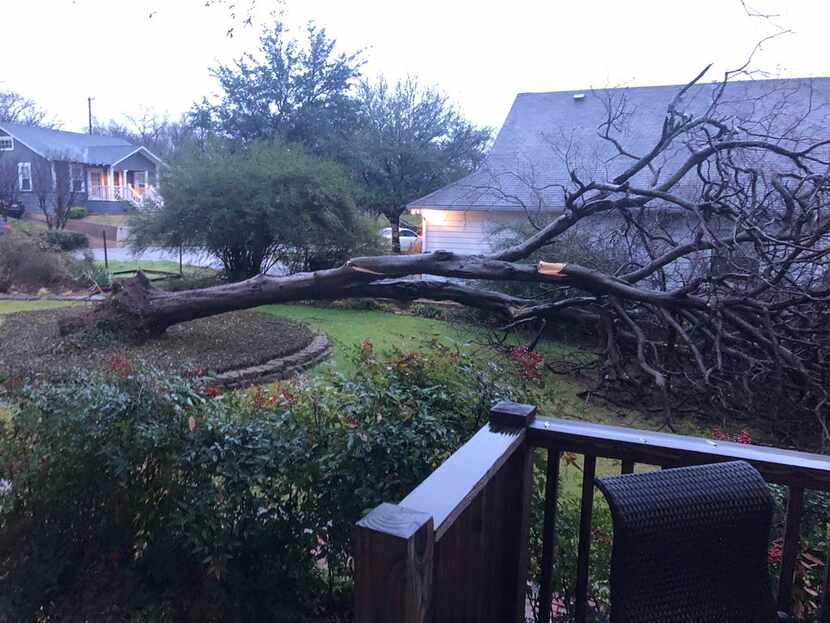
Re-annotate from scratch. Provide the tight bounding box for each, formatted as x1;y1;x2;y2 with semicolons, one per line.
353;401;830;623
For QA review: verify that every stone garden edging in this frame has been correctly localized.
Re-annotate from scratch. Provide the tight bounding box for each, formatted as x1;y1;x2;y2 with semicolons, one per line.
209;332;332;388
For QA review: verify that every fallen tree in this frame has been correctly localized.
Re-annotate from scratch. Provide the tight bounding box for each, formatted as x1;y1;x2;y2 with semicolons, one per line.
66;67;830;445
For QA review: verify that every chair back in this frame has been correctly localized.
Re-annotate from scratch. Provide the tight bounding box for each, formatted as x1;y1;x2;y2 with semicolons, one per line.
596;461;778;623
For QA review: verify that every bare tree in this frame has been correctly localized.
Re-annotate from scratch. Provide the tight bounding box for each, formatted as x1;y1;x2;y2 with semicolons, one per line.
63;67;830;444
0;90;57;127
0;155;19;210
31;155;80;230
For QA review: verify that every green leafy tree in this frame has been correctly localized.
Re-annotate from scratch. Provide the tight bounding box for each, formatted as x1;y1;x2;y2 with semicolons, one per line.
192;22;364;159
131;138;379;280
355;77;490;252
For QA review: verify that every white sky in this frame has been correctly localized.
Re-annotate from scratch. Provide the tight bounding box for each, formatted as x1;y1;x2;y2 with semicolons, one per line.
2;0;829;133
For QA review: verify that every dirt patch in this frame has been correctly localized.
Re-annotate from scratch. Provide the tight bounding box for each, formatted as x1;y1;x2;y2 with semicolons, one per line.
0;307;315;383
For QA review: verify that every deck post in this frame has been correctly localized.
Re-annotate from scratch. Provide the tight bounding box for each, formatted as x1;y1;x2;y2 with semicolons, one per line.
353;503;434;623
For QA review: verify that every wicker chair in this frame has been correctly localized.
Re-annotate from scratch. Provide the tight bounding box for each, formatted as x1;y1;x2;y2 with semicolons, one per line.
595;461;784;623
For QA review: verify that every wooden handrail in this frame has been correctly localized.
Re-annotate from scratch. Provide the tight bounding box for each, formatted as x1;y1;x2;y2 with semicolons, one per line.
528;416;830;489
401;421;525;539
355;408;830;622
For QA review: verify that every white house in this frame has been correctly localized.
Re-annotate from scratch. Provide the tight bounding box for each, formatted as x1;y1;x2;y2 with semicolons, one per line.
408;77;830;255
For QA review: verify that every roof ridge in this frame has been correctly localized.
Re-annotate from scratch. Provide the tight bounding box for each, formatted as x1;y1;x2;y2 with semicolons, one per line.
514;75;830;97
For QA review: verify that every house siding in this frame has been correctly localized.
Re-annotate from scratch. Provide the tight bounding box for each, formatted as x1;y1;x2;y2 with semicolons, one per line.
422;210;520;255
421;208;706;286
0;130;52;212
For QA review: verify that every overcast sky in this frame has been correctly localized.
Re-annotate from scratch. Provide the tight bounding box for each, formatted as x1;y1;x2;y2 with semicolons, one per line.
3;0;829;133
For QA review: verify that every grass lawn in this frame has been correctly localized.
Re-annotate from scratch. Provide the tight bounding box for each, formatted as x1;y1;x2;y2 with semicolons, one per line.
6;218;48;235
101;259;212;276
81;214;130;227
0;300;80;317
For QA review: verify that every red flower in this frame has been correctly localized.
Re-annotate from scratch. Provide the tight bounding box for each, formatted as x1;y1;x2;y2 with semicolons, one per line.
510;346;545;380
768;541;784;566
108;353;134;377
712;427;730;441
281;389;297;405
252;386;267;408
203;385;220;399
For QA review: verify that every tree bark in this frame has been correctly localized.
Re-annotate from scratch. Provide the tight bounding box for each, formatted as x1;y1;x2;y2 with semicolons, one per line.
390;212;401;254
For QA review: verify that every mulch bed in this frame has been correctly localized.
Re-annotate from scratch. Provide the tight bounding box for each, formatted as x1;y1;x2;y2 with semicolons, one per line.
0;307;315;383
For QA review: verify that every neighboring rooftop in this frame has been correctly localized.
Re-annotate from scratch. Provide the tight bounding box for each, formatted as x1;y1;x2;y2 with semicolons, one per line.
409;77;830;212
0;122;160;166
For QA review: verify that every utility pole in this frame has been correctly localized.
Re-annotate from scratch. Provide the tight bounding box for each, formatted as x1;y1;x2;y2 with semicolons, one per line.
87;97;94;135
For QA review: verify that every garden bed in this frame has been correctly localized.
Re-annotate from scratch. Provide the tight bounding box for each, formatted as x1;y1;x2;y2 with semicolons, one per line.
0;307;322;383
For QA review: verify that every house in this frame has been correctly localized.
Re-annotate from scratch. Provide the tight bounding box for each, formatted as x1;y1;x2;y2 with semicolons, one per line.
408;77;830;255
0;122;164;214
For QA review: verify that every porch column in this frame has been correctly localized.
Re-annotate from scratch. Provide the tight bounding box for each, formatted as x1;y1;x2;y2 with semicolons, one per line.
108;167;115;201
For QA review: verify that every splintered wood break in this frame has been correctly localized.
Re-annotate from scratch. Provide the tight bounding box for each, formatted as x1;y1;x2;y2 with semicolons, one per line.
538;261;568;277
348;262;386;275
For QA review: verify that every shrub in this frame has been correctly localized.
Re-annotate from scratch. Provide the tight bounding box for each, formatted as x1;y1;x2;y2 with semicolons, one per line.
131;138;382;281
0;231;69;291
40;229;88;251
0;342;518;622
67;206;89;219
69;251;111;288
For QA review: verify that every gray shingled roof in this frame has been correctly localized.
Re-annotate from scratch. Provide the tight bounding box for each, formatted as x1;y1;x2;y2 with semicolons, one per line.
0;122;155;166
409;77;830;211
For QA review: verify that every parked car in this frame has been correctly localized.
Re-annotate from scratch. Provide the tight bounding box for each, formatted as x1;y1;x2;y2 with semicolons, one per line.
0;201;25;219
380;227;420;251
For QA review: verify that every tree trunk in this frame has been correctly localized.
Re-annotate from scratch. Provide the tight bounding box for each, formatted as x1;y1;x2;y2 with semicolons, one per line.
390;213;401;254
58;252;605;339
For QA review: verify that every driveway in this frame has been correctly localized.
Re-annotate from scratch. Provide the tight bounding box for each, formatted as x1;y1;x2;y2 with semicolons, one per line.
78;247;290;275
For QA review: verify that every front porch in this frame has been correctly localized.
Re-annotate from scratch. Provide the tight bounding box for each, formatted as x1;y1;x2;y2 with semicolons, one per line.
86;166;158;206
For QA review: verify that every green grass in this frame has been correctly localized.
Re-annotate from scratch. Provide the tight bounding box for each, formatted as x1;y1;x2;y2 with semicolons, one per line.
260;304;472;374
82;214;130;227
0;300;80;315
99;260;216;281
7;218;48;235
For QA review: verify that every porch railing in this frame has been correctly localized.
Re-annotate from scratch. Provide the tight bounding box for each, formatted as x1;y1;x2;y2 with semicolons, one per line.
88;185;145;205
353;402;830;623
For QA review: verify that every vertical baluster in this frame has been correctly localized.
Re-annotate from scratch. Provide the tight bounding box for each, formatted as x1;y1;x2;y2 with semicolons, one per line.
621;459;634;475
538;449;561;623
821;526;830;623
777;487;804;614
574;455;597;623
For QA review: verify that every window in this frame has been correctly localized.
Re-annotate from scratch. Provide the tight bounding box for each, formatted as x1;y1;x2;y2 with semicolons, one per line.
70;164;84;192
89;170;102;188
18;162;32;191
0;137;13;151
134;170;148;189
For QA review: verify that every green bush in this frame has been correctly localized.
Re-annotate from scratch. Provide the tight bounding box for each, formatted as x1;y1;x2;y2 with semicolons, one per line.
0;342;517;622
69;251;111;288
67;206;89;219
40;229;88;251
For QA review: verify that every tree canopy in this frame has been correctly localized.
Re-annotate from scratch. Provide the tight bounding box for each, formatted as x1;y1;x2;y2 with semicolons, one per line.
192;23;364;160
355;77;490;251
